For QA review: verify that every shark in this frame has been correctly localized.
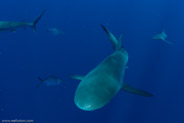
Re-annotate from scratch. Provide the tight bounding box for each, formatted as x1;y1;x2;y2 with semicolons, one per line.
37;76;62;88
0;10;45;32
48;28;64;35
152;30;173;44
71;25;153;111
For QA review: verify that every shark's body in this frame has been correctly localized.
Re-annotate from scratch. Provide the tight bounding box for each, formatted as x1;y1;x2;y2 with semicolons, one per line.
153;30;173;44
72;25;152;111
0;10;45;32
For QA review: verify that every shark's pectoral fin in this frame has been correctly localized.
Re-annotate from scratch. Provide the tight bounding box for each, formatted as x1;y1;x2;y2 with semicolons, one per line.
163;39;173;45
121;83;153;97
70;75;84;80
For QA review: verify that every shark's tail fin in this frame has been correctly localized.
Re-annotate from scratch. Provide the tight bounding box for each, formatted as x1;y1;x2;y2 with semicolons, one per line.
32;10;46;32
101;25;122;51
38;77;43;82
36;77;44;88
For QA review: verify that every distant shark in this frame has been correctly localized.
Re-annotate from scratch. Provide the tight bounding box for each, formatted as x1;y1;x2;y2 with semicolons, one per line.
0;10;45;32
152;30;173;44
48;28;64;35
37;76;62;88
71;25;153;111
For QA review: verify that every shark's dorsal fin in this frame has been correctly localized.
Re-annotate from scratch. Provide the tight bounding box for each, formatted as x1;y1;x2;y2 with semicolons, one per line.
116;34;122;51
118;34;123;42
121;83;153;97
161;31;166;36
71;75;84;80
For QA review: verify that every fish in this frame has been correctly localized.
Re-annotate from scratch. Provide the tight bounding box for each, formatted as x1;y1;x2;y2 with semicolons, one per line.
71;25;153;111
152;30;173;44
37;76;62;88
0;10;45;32
48;28;64;35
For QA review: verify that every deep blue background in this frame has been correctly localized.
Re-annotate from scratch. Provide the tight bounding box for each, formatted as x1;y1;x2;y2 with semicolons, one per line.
0;0;184;123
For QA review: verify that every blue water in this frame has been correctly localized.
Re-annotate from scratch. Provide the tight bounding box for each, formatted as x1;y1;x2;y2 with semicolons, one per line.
0;0;184;123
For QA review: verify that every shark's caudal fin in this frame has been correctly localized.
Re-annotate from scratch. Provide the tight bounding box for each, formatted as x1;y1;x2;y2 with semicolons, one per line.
121;83;153;97
36;77;44;88
101;25;122;51
32;10;46;32
38;77;44;82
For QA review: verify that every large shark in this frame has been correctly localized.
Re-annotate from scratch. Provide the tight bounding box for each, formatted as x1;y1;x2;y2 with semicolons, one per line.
152;30;173;44
0;10;45;32
71;25;153;111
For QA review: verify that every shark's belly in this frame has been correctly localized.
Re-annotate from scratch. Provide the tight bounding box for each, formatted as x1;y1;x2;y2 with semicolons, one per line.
74;66;124;111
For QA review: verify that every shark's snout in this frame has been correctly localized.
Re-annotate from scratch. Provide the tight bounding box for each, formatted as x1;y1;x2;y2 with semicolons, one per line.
74;91;106;111
75;101;95;111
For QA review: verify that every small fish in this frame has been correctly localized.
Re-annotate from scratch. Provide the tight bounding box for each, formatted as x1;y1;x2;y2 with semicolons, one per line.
152;30;173;45
48;28;64;35
37;76;62;88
